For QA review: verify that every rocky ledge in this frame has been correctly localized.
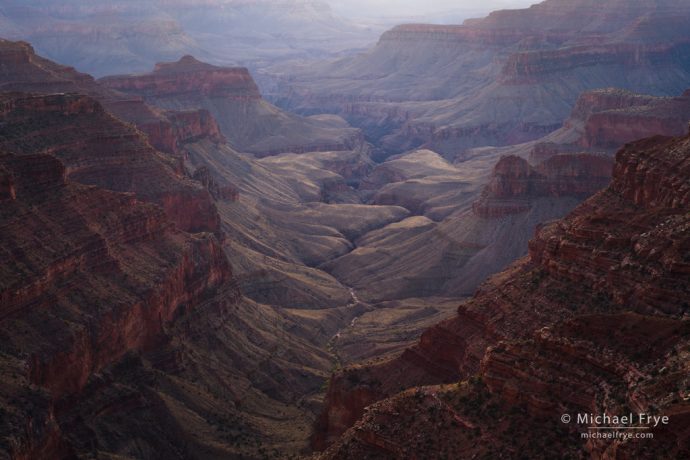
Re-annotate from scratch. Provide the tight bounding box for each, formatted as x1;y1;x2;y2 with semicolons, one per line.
314;127;690;456
100;55;261;100
0;92;221;235
473;153;613;218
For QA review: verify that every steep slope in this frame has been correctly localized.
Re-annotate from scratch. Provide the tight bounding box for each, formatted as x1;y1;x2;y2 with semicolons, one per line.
0;41;449;424
566;88;690;150
464;86;690;174
0;39;383;314
0;150;340;459
0;149;226;457
0;38;227;159
270;0;690;157
0;45;384;456
181;137;409;309
452;86;690;182
313;128;690;456
0;92;220;235
100;55;364;157
323;148;613;303
321;85;690;305
0;90;366;458
1;37;613;317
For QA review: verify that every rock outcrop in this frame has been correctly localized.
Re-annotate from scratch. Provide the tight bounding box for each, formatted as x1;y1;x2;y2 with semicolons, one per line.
100;56;364;156
561;88;690;150
0;39;227;161
106;55;262;100
500;41;690;84
473;153;613;218
192;165;239;202
138;107;226;157
0;67;351;460
314;128;690;456
0;150;233;457
0;92;221;235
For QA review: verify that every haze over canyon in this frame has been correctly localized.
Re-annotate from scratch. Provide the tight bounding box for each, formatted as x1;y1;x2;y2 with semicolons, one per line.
0;1;689;459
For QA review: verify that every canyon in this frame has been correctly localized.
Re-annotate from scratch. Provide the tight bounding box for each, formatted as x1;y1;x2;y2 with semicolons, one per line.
314;128;690;459
0;89;338;458
267;0;690;159
0;37;465;459
1;0;689;459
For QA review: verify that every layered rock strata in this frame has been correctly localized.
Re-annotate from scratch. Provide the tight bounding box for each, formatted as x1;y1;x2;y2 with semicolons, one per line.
473;153;614;218
271;0;690;157
314;129;690;456
0;151;233;458
100;56;364;156
0;39;226;160
0;92;220;235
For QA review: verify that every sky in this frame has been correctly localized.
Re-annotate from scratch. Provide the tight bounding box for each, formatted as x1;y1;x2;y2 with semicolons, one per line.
328;0;538;20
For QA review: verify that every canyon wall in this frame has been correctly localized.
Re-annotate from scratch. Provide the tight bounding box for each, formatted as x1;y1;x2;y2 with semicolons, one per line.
0;149;233;458
100;55;364;156
558;88;690;150
0;92;221;235
314;128;690;456
473;153;614;218
0;39;229;165
270;0;690;158
0;45;346;457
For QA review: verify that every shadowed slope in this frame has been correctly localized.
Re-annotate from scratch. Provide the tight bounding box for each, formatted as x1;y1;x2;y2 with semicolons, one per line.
314;128;690;455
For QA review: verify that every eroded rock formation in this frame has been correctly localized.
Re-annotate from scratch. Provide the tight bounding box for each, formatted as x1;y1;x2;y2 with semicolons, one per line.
0;39;227;161
473;153;614;218
314;129;690;457
0;53;348;458
100;55;364;156
0;92;221;235
0;150;233;457
271;0;690;158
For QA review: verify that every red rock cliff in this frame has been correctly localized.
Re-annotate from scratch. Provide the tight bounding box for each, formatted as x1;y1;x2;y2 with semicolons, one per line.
473;153;613;218
0;150;235;458
134;107;227;156
101;55;261;100
0;92;221;235
314;128;690;454
99;55;364;157
561;88;690;150
501;41;690;84
0;40;227;162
